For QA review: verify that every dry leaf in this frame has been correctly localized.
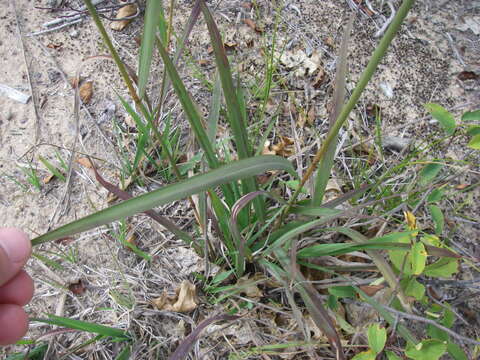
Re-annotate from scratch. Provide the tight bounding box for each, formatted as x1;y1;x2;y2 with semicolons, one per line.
47;42;63;49
243;18;256;31
243;18;263;33
79;81;93;103
125;233;137;249
240;2;252;10
55;236;75;245
236;274;263;299
271;136;295;157
77;157;93;168
457;71;478;81
152;280;198;313
224;41;237;50
110;4;137;31
312;68;325;88
262;140;277;155
307;106;316;126
69;77;79;89
43;173;55;184
359;285;384;297
69;279;86;295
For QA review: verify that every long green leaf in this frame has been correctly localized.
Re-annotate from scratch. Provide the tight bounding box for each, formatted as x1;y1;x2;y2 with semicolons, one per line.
32;156;294;246
313;16;353;205
32;314;130;339
155;37;218;169
272;248;345;359
334;227;412;312
138;0;163;98
200;0;264;220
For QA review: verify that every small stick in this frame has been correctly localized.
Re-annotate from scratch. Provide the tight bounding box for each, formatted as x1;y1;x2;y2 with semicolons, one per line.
9;0;42;143
374;1;396;38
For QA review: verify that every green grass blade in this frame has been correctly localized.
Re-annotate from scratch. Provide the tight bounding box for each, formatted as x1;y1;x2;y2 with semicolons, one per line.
272;248;345;358
38;155;66;182
32;156;294;246
32;314;130;339
284;0;416;214
330;227;412;312
207;71;222;142
312;16;353;205
115;345;131;360
138;0;163;99
200;1;264;219
155;37;219;169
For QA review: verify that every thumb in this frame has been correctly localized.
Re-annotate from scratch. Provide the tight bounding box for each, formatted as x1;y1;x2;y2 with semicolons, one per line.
0;228;31;287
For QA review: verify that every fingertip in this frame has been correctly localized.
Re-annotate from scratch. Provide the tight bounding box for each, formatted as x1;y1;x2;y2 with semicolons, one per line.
0;228;31;264
0;304;28;345
0;270;35;306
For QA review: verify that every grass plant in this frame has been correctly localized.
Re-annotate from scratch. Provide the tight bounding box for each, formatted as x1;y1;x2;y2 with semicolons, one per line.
22;0;480;359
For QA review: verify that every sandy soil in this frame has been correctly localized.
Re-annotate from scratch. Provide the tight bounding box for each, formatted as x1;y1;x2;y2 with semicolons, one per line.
1;0;479;358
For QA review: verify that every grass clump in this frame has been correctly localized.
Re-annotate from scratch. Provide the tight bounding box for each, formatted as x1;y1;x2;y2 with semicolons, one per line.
22;0;480;359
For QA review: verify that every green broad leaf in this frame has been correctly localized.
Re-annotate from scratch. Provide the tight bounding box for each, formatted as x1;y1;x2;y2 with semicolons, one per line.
388;234;413;275
368;323;387;354
419;163;443;186
420;234;442;247
425;103;456;135
138;0;163;98
447;342;468;360
424;258;458;278
328;286;356;299
411;242;427;275
32;156;294;246
386;351;402;360
428;204;444;235
462;109;480;122
427;188;444;203
467;125;480;137
282;179;309;194
352;349;377;360
32;314;130;339
441;307;455;328
402;277;425;301
405;339;447;360
467;134;480;150
427;322;448;342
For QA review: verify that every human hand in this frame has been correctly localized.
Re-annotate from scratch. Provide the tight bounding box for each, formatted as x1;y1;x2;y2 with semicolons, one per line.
0;228;34;345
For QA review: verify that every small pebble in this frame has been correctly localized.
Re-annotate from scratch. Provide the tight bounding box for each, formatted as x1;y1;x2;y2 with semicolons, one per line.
379;82;394;98
383;136;411;152
70;29;79;38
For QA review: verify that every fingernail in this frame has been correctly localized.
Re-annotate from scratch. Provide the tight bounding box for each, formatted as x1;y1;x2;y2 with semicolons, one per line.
0;229;31;264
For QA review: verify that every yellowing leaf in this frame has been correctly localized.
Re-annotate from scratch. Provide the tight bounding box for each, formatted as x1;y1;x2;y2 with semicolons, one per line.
152;280;198;313
352;349;377;360
467;134;480;150
404;211;418;236
367;323;387;354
